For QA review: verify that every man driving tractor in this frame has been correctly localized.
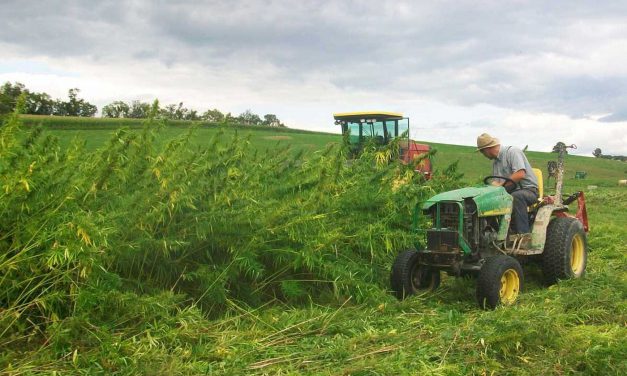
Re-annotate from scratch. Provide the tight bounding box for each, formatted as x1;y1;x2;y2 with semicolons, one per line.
476;133;539;234
392;134;587;309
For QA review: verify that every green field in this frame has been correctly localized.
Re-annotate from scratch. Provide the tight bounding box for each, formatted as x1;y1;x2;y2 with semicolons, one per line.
21;114;626;188
2;115;626;375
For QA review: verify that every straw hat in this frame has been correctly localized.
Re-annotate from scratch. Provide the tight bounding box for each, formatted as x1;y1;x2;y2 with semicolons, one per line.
476;133;500;151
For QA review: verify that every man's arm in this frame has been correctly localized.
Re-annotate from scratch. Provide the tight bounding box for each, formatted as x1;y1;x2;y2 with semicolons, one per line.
492;169;526;186
510;169;526;183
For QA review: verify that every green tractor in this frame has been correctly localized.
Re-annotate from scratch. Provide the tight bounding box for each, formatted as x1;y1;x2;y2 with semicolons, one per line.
391;143;589;309
333;111;433;179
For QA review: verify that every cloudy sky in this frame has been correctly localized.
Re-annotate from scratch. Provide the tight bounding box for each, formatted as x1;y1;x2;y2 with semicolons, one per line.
1;0;626;155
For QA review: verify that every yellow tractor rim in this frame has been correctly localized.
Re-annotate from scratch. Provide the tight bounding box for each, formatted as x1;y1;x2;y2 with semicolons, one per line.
499;269;520;305
570;233;585;275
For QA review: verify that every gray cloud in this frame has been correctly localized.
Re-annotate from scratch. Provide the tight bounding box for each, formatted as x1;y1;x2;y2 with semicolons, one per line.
2;0;627;122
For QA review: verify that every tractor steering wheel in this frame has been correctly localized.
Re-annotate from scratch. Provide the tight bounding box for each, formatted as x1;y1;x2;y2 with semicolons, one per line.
483;175;520;194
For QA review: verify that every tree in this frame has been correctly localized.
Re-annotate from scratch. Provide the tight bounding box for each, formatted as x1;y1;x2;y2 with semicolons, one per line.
552;142;567;154
0;82;27;114
592;148;602;158
25;92;54;115
0;82;55;115
53;88;97;117
52;99;68;116
263;114;282;127
1;81;289;126
201;108;225;122
160;102;190;120
102;101;131;118
600;154;627;161
160;104;176;120
128;100;151;118
238;109;262;125
1;82;100;117
78;103;97;118
174;102;188;120
66;88;82;116
185;109;200;121
224;112;234;124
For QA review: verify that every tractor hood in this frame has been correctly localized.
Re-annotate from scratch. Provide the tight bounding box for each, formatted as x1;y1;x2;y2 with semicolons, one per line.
422;186;513;217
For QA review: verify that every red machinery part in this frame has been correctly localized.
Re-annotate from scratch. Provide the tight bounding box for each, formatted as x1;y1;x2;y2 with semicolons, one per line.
403;142;432;179
576;191;589;232
553;191;589;232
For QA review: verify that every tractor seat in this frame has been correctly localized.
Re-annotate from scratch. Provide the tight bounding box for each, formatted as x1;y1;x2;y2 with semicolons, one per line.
528;168;544;212
532;168;544;198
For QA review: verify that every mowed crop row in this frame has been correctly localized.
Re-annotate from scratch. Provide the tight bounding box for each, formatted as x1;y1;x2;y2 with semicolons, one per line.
2;108;625;374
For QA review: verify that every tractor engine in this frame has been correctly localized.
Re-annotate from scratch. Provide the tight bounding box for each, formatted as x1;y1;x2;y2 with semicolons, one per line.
424;199;501;269
479;216;500;251
427;199;488;253
417;184;513;274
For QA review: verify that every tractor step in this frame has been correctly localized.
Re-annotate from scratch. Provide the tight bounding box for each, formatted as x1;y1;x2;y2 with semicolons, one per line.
505;234;543;255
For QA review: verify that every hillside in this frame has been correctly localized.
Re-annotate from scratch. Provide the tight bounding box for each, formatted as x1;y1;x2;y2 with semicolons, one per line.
22;114;626;187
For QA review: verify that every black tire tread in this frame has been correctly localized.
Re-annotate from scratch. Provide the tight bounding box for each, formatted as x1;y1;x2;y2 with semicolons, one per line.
391;250;416;299
476;255;523;310
542;217;587;285
390;250;440;300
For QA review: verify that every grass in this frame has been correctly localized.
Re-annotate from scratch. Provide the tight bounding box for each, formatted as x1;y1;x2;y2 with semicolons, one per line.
182;189;627;375
19;114;338;156
1;114;626;375
20;115;627;187
8;216;625;375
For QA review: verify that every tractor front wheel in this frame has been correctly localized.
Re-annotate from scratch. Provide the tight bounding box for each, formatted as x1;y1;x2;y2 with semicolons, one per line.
476;255;523;310
390;250;440;300
542;217;588;285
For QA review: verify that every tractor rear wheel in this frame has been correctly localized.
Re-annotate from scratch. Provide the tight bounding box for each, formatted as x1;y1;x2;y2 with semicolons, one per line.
476;255;523;310
390;250;440;300
542;217;588;285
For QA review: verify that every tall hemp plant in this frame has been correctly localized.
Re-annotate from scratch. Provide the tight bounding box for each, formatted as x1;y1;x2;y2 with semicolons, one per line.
0;98;462;356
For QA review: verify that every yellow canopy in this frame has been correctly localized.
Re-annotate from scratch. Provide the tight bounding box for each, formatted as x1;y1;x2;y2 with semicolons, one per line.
333;111;403;122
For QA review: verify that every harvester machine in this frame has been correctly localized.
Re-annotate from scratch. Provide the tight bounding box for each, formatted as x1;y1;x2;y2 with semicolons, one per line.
333;111;432;179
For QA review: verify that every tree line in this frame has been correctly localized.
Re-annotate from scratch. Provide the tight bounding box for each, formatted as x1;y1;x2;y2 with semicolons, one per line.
0;81;285;127
551;142;625;161
592;148;626;162
0;82;97;117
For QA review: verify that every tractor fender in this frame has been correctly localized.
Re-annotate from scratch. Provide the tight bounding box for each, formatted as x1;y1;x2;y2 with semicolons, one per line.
531;204;557;250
